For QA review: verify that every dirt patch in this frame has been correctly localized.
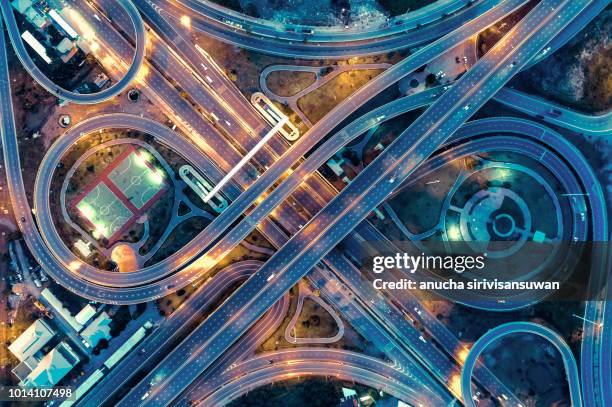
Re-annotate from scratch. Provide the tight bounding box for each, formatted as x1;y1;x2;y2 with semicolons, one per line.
191;31;406;99
292;297;339;339
297;69;383;123
266;70;316;97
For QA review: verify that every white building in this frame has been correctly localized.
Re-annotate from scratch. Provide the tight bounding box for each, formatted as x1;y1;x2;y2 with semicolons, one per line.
8;319;55;362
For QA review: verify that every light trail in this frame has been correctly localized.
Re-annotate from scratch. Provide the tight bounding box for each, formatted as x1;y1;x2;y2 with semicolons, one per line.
203;117;288;203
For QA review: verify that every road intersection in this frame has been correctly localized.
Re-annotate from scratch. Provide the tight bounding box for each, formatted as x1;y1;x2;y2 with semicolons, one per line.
0;0;609;406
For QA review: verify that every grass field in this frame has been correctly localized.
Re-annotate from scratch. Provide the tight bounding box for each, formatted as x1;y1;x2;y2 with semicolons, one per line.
108;150;167;209
76;183;133;240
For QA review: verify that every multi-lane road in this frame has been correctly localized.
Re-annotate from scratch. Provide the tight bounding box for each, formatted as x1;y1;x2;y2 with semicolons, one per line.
154;0;509;59
21;0;528;305
115;1;599;405
461;322;582;407
0;0;608;405
0;0;145;103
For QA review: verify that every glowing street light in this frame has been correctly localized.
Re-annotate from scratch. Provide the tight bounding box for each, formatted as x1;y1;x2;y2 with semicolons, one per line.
180;15;192;29
447;224;462;241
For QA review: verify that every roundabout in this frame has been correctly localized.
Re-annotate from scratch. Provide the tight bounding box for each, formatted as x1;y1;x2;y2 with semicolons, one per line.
378;117;604;311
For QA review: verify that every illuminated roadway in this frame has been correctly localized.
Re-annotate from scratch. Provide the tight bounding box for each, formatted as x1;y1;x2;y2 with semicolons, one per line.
125;89;464;404
75;261;290;407
2;0;604;306
171;115;605;407
117;1;595;404
315;115;598;402
25;0;527;304
194;348;430;406
8;10;608;407
494;87;612;136
0;0;145;104
33;114;240;287
460;322;582;407
155;0;509;59
175;0;474;41
1;0;608;404
26;1;604;404
342;116;606;402
174;290;291;407
75;260;262;405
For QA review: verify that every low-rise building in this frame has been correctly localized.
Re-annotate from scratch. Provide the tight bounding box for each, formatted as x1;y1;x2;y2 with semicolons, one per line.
21;342;80;387
80;312;112;348
74;239;92;258
8;319;55;362
21;31;51;64
56;37;73;54
40;288;82;332
74;304;96;327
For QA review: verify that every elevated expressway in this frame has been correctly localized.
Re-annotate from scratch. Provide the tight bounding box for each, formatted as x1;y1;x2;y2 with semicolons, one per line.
76;261;289;407
122;90;466;405
44;0;605;304
73;260;260;405
460;322;582;407
119;1;602;404
175;0;474;41
151;0;507;59
194;349;428;407
25;0;529;303
300;115;599;404
493;88;612;136
2;0;604;301
14;3;608;404
38;98;580;406
150;115;606;407
33;114;243;289
2;0;608;404
0;0;145;103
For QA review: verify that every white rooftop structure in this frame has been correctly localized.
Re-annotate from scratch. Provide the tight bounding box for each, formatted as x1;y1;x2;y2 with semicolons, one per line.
75;304;96;326
80;312;112;347
74;239;92;257
11;0;32;14
342;388;358;399
56;37;74;54
103;325;147;369
8;319;55;362
48;9;78;39
59;368;104;406
21;31;51;64
40;288;82;332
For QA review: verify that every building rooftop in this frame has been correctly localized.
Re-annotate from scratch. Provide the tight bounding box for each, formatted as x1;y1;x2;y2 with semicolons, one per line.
8;319;55;362
11;0;32;14
74;239;92;257
22;342;80;387
40;288;83;332
80;312;112;347
56;37;73;54
75;304;96;326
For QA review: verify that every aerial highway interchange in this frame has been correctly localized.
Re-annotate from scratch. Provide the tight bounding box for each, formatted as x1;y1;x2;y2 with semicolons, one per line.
0;0;609;406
